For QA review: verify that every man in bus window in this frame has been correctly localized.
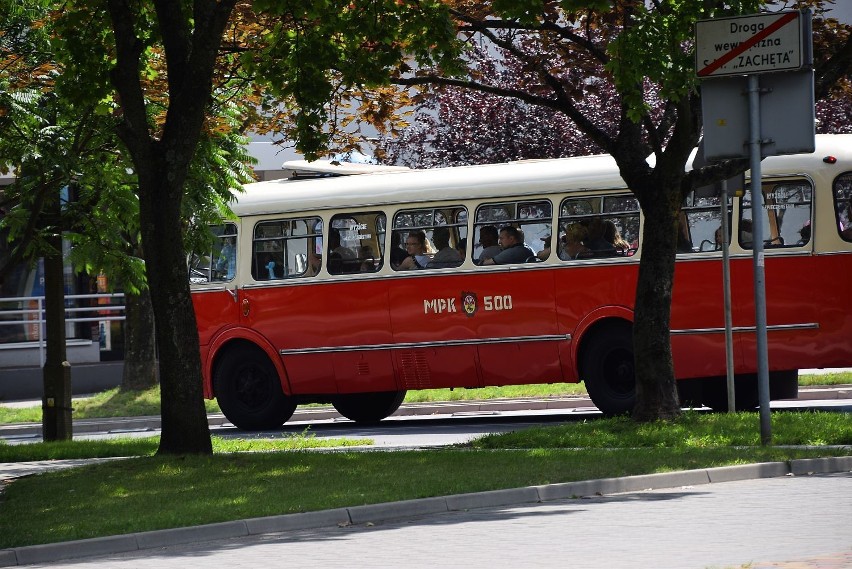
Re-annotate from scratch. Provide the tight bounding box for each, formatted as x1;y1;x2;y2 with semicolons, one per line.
427;226;462;268
477;225;502;263
483;226;535;265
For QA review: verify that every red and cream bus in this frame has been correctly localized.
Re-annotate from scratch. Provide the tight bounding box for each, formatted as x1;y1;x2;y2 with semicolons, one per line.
189;134;852;430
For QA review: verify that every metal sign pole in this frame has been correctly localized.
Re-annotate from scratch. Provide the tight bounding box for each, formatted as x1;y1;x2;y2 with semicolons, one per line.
720;180;736;412
747;74;772;444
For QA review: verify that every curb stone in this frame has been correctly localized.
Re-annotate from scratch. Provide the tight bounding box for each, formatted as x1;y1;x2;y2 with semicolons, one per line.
1;456;850;567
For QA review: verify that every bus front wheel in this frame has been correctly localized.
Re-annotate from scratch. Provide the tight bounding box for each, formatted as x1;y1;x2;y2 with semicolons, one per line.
214;344;296;431
581;323;636;416
332;390;407;424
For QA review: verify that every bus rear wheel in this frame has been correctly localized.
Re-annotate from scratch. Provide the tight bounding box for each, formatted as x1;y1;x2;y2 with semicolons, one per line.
581;322;636;416
214;344;296;431
332;390;407;424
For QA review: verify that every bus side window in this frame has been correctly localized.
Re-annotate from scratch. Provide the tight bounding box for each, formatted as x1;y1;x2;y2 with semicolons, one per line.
678;192;732;254
473;200;550;265
329;212;386;275
252;217;322;280
189;223;237;284
834;172;852;242
392;206;467;271
557;195;638;260
740;180;812;249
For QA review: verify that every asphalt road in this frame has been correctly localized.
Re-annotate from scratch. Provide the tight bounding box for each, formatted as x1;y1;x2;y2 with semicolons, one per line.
2;384;850;448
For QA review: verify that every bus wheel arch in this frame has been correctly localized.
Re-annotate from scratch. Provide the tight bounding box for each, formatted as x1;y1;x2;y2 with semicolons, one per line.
577;318;636;416
212;340;296;430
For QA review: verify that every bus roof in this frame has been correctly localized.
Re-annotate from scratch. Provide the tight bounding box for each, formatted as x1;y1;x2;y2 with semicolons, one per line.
232;134;852;217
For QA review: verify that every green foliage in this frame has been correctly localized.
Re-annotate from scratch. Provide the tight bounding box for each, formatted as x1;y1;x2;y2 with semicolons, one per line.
1;1;260;293
605;0;763;121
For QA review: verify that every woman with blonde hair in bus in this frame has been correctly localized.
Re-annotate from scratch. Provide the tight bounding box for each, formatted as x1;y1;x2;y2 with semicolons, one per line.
398;229;433;270
559;223;592;260
602;220;630;253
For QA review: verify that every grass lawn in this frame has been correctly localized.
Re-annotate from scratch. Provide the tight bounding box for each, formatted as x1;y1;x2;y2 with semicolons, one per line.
0;411;850;549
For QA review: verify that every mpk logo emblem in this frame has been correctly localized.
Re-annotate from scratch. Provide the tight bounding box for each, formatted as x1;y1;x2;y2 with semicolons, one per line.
461;291;478;317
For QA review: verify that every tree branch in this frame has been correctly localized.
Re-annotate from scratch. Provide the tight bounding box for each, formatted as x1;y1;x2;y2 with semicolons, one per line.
815;34;852;100
106;0;152;157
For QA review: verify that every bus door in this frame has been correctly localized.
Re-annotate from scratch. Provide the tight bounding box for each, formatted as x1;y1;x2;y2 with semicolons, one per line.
669;191;739;378
734;180;819;371
244;213;397;396
469;269;562;386
387;207;480;390
189;223;241;361
386;201;562;390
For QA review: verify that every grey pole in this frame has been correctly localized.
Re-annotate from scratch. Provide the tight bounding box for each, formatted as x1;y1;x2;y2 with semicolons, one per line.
720;180;736;412
747;74;772;444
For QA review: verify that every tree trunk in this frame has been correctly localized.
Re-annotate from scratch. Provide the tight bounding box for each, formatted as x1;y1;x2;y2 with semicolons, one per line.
121;287;158;391
135;151;212;455
105;0;238;455
631;179;683;421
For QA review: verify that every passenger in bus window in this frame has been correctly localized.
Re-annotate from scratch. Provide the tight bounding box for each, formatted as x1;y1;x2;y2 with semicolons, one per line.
797;221;811;246
256;253;276;279
537;234;552;260
602;220;630;254
264;255;278;279
456;237;467;261
427;226;462;268
215;237;236;280
329;228;356;260
398;230;431;270
483;226;535;265
389;232;408;269
839;199;852;241
305;243;322;277
559;223;592;260
359;245;378;272
585;218;616;255
477;225;502;263
676;212;694;253
714;226;724;249
740;218;754;247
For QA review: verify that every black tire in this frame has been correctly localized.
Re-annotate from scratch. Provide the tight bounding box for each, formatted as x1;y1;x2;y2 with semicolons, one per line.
703;374;759;412
332;390;407;424
704;370;798;412
213;344;296;430
581;322;636;416
769;369;799;400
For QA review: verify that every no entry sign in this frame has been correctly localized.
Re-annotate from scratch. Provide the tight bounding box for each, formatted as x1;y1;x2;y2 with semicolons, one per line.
696;11;807;77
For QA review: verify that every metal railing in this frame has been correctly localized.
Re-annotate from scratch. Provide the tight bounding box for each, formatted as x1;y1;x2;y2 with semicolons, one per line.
0;293;125;366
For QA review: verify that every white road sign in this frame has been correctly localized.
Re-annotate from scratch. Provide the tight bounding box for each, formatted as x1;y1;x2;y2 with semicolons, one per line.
696;11;805;77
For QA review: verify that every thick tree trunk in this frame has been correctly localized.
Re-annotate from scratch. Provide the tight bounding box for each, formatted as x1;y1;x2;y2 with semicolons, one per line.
631;180;683;421
137;154;212;456
121;287;158;391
